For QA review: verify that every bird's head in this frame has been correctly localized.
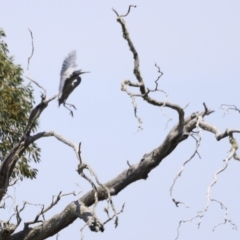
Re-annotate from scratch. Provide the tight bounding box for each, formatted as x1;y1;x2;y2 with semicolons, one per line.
79;70;90;75
72;70;90;77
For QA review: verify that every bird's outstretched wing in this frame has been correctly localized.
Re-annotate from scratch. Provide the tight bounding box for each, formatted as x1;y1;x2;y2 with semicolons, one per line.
60;50;77;77
59;51;77;97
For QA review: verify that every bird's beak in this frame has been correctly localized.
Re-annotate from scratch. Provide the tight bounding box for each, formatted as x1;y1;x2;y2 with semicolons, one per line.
81;71;90;75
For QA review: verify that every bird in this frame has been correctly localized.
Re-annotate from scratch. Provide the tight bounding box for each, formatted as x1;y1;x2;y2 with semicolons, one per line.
58;50;89;116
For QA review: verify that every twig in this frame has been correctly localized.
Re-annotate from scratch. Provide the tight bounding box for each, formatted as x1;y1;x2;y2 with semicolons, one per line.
170;116;202;207
153;62;163;90
80;170;99;215
183;102;190;110
121;81;143;131
31;131;79;158
175;216;199;240
112;5;136;18
80;223;87;240
212;198;237;231
15;202;27;228
27;29;34;72
9;178;19;187
0;196;10;208
127;160;131;167
220;104;240;117
85;165;119;227
76;144;99;216
77;144;119;228
103;203;125;225
26;28;46;97
25;191;78;227
197;147;236;228
176;141;237;239
132;95;143;132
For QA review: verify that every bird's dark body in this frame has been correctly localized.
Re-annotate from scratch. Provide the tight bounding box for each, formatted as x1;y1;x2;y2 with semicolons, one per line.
58;51;89;116
58;70;82;106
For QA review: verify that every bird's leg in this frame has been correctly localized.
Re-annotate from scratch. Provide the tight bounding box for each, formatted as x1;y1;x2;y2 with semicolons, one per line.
63;103;75;117
65;102;77;110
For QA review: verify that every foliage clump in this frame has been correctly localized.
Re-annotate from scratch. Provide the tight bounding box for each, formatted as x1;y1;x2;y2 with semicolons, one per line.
0;29;40;179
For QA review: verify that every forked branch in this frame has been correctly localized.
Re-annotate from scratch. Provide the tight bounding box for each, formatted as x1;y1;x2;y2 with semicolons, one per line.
113;6;185;129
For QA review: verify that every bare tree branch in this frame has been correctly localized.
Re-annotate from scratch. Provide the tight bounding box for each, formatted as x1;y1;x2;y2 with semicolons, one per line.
199;123;240;141
7;101;240;240
103;203;125;225
25;191;80;228
212;199;237;231
175;216;199;240
112;5;137;18
9;201;104;240
30;131;78;150
114;8;185;131
26;29;34;73
197;146;236;228
220;104;240;116
26;29;46;97
176;137;238;239
170;116;203;208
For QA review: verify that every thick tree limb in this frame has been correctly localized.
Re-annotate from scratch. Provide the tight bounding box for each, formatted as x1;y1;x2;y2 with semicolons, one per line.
0;95;56;201
199;122;240;141
5;110;192;239
9;201;104;240
6;108;240;240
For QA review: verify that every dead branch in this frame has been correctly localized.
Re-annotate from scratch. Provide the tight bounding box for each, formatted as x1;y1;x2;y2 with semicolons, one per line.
25;95;57;136
114;8;185;130
26;29;46;97
26;29;34;73
9;108;203;240
8;106;240;240
197;147;236;228
31;131;117;229
103;203;125;225
74;140;120;228
85;165;119;227
150;63;172;128
153;63;163;90
0;196;11;209
1;202;27;239
121;80;143;130
8;178;19;187
220;104;240;116
229;136;240;160
212;198;237;231
15;203;27;228
77;168;99;216
31;131;78;151
199;122;240;141
25;191;79;228
0;222;16;240
170;115;203;207
76;144;98;210
112;5;137;18
175;216;199;240
176;143;237;239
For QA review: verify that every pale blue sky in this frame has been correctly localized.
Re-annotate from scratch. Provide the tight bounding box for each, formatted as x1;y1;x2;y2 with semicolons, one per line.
1;1;240;239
